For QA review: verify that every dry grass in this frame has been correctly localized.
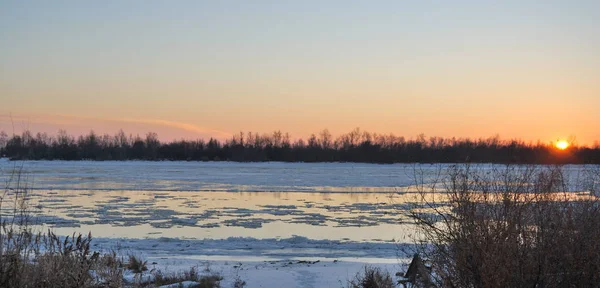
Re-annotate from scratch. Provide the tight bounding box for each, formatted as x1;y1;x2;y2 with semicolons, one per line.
126;254;149;274
136;265;223;288
348;266;394;288
0;226;124;287
0;165;123;288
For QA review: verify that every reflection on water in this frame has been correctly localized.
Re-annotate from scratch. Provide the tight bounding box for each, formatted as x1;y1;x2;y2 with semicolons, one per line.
19;190;423;242
0;160;598;244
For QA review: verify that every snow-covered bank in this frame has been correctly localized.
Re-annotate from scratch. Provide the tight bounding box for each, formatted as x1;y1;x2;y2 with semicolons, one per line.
96;236;412;288
141;257;408;288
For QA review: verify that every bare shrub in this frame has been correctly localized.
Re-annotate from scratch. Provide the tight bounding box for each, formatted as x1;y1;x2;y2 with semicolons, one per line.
232;276;247;288
197;274;223;288
349;266;394;288
410;164;600;288
93;251;124;287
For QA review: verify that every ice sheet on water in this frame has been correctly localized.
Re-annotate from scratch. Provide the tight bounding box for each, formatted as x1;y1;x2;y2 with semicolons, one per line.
1;159;598;270
1;159;597;193
0;160;448;192
91;235;412;259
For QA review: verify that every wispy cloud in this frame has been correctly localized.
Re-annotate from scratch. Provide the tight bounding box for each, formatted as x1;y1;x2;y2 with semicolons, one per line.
116;118;231;138
0;112;232;140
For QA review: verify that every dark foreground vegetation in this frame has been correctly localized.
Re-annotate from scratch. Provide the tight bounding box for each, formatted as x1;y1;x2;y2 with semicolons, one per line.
410;165;600;287
1;129;599;164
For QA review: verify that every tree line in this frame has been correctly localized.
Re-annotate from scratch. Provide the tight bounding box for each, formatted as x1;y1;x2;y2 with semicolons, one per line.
0;129;598;164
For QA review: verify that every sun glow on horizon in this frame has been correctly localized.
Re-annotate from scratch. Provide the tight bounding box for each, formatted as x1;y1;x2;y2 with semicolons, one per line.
555;140;570;150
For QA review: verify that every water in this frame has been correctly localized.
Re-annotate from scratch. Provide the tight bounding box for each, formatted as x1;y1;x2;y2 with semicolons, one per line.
0;159;597;260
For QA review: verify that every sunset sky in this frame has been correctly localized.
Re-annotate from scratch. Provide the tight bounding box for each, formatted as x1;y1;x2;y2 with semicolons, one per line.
1;1;599;145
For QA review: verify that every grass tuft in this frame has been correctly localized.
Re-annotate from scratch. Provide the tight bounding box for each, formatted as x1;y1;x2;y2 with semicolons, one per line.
349;266;394;288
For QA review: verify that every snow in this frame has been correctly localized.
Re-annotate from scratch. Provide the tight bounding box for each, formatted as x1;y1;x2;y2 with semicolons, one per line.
151;258;406;288
123;272;155;284
118;256;407;288
99;236;412;287
159;281;200;288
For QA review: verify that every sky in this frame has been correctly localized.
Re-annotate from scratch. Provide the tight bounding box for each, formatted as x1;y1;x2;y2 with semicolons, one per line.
1;1;599;145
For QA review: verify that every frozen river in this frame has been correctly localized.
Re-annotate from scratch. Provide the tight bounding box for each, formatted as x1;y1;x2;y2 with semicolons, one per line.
1;160;597;241
1;160;447;242
1;160;598;286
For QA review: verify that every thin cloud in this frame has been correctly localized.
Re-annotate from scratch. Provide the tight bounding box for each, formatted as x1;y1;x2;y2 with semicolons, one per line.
116;118;231;138
0;112;231;139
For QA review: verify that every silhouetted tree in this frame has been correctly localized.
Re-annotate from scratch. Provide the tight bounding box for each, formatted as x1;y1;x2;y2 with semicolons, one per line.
1;129;598;164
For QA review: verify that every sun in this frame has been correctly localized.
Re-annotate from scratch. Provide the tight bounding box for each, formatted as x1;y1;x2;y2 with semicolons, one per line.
555;140;570;150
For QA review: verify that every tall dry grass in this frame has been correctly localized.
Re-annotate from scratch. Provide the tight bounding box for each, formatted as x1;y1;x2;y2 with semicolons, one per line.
0;165;123;288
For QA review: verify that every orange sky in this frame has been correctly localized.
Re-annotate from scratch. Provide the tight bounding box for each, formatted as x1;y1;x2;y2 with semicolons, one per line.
1;1;599;145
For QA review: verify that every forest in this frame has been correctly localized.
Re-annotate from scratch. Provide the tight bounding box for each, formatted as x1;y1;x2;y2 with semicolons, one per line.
1;129;599;164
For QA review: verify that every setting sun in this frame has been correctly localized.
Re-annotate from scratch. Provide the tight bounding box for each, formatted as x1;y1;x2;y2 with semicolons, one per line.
556;140;570;150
